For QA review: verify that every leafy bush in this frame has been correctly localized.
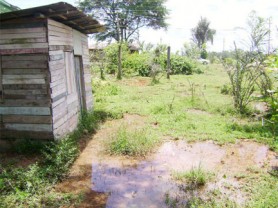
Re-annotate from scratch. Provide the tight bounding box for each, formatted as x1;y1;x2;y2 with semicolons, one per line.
160;54;198;75
41;138;78;182
104;42;129;74
123;52;152;76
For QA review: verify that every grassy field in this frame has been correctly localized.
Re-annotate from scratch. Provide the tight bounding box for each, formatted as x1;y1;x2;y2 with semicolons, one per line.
1;63;277;207
94;64;277;150
92;64;277;207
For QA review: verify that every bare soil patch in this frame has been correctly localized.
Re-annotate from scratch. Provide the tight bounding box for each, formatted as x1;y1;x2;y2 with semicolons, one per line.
120;78;150;87
56;114;147;207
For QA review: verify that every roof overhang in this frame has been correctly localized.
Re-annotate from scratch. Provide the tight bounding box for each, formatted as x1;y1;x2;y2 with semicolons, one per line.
0;2;105;34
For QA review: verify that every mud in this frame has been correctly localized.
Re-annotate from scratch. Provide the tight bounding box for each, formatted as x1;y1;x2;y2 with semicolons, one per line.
56;114;277;207
91;140;277;207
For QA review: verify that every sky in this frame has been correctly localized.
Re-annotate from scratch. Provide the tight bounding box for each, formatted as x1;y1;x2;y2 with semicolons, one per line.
8;0;278;52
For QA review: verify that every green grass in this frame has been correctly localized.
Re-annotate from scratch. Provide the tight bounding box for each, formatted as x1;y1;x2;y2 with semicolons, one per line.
108;126;159;156
93;64;278;150
92;64;278;208
173;165;213;188
2;63;277;207
0;110;109;208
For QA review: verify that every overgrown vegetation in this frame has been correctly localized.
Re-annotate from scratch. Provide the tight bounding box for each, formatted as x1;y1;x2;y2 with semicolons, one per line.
91;43;203;79
0;110;109;207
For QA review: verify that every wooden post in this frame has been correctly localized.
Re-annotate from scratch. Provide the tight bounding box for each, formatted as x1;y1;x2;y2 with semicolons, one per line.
117;42;122;80
116;15;122;80
167;46;171;79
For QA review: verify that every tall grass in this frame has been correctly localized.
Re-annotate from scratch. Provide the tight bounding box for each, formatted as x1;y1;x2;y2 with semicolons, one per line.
173;165;213;188
108;126;159;157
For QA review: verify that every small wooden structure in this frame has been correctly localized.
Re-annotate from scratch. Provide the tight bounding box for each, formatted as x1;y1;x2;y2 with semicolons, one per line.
0;2;104;141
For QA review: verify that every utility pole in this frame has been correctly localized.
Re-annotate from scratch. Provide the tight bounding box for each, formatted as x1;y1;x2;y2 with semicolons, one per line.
167;46;171;79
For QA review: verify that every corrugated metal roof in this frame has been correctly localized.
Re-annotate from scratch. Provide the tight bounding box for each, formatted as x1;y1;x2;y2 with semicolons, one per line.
0;1;105;34
0;0;20;13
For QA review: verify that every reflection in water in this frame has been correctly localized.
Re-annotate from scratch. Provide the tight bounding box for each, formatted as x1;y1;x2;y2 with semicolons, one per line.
92;161;175;208
91;140;273;207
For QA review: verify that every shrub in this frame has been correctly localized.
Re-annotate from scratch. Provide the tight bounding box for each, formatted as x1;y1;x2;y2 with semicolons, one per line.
160;54;198;75
122;52;152;76
104;43;129;74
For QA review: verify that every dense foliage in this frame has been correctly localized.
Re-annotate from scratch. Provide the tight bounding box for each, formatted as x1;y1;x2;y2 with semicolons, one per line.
78;0;168;42
123;52;152;76
92;43;203;77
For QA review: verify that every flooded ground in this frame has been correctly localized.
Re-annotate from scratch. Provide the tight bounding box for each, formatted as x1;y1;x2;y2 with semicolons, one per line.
56;114;277;207
91;140;277;208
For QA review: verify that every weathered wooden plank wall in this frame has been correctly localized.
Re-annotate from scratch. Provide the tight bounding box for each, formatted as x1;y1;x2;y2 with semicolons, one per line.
0;17;94;141
0;18;48;55
0;53;52;139
48;19;81;139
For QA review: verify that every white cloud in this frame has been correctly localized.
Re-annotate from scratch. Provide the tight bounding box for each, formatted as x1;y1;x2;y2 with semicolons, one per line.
8;0;278;52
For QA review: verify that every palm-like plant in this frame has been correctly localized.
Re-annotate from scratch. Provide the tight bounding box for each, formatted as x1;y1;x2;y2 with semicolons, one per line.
191;17;216;48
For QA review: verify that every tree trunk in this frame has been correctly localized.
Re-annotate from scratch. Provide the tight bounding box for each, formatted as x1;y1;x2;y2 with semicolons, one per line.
117;43;122;80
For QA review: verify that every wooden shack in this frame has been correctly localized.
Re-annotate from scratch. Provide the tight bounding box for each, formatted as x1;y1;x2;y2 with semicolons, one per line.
0;2;104;141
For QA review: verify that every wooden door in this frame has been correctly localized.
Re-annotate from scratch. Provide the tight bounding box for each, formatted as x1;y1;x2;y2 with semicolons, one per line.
74;56;86;111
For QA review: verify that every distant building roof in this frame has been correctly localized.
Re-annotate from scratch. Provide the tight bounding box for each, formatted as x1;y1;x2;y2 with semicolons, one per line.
0;0;20;13
89;42;140;51
0;2;105;34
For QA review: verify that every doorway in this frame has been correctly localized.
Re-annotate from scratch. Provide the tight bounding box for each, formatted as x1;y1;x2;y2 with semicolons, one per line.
74;56;86;111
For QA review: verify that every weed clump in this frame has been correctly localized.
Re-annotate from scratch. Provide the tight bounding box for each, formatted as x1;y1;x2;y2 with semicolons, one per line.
173;165;213;188
108;126;159;157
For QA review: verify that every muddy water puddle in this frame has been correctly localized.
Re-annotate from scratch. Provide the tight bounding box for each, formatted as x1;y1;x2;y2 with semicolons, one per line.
91;140;277;207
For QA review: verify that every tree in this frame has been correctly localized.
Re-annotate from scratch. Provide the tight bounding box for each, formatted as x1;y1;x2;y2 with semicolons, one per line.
191;17;216;49
78;0;168;43
79;0;168;80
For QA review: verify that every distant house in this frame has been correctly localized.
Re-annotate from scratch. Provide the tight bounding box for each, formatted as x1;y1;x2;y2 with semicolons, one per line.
0;0;20;13
0;2;104;141
89;42;140;54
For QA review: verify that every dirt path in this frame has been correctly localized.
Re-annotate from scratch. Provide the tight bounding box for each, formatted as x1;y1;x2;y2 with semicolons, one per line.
56;114;277;208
